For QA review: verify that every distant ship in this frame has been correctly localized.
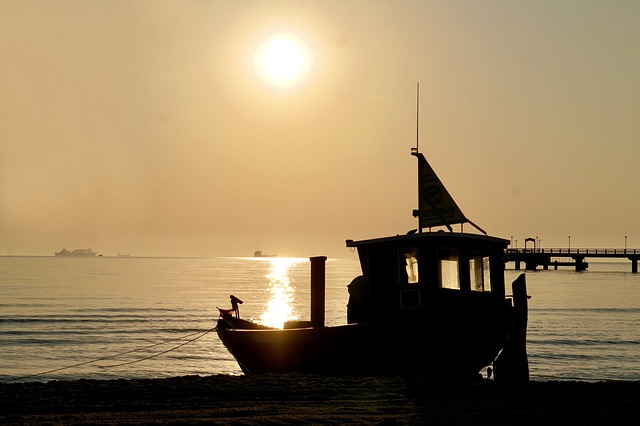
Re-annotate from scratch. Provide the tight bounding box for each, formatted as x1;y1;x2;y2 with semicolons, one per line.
54;248;98;257
254;250;277;258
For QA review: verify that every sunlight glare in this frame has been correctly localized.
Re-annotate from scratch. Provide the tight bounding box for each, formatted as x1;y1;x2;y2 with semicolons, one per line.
260;258;303;328
254;34;312;89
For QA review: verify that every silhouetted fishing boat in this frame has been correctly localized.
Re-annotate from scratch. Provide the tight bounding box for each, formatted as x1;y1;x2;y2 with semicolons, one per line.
217;149;529;381
253;250;276;257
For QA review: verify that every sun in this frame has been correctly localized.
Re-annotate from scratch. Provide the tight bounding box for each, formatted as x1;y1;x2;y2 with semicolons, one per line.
254;34;312;89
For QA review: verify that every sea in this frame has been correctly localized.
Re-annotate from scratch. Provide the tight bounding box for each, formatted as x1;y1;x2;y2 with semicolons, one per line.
0;256;638;383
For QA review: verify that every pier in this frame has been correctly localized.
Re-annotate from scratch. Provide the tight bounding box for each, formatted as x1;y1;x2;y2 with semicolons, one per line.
504;248;640;272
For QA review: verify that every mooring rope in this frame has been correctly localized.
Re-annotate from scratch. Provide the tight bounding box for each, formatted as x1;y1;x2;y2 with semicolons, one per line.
1;327;216;383
97;328;213;368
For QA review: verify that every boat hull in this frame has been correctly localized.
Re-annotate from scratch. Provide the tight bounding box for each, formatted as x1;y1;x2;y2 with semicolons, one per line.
216;301;511;378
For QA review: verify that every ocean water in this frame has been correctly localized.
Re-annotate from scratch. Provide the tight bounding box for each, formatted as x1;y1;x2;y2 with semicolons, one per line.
0;256;637;383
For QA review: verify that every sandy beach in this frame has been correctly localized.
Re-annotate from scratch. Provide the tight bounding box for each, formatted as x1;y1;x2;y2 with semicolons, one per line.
1;375;638;425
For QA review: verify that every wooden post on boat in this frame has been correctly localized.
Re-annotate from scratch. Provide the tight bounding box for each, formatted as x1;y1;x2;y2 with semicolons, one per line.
310;256;327;328
494;273;529;382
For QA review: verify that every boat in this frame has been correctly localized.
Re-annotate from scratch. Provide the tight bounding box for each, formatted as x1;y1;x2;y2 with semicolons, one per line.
253;250;276;257
217;149;529;381
54;248;98;257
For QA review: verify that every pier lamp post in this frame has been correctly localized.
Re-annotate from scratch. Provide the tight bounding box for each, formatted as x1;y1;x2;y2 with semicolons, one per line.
625;236;627;252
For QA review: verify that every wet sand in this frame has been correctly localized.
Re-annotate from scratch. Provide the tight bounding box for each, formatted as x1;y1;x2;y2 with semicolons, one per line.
1;375;638;425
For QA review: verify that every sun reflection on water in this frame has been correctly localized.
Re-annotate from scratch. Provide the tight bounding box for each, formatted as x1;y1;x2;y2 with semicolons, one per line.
259;258;304;328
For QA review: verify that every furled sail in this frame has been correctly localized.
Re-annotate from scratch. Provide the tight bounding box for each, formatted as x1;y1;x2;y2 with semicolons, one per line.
412;149;486;234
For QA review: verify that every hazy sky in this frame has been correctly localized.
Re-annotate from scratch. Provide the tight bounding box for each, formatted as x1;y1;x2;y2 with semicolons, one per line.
1;0;639;258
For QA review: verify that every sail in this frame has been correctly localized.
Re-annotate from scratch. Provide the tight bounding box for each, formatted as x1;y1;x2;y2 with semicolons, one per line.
412;151;469;230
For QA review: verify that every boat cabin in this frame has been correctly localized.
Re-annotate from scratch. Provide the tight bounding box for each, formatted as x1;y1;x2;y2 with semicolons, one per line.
345;232;510;325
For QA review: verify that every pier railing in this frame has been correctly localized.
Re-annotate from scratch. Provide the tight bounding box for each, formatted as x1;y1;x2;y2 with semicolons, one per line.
506;248;640;255
503;248;640;272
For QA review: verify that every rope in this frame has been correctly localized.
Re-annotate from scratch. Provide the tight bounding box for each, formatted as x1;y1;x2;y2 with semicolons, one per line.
1;327;215;383
98;328;213;368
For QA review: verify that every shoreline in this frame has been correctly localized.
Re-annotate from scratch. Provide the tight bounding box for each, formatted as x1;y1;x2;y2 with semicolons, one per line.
1;375;638;425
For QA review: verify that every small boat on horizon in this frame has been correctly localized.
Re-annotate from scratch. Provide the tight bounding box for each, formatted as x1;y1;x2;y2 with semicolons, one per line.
217;149;529;381
253;250;277;258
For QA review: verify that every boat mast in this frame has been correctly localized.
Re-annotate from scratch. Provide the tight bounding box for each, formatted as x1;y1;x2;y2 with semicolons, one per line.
415;83;423;234
416;82;419;154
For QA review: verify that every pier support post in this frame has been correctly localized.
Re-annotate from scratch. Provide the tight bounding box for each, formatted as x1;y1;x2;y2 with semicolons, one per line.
310;256;327;328
574;257;588;272
630;257;638;273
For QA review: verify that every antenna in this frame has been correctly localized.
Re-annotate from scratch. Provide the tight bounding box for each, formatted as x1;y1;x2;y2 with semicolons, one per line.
414;82;422;233
415;83;420;153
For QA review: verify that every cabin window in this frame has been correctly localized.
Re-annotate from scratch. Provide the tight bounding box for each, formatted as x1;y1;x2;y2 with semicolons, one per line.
399;248;419;285
398;248;420;309
469;254;492;292
439;249;459;290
